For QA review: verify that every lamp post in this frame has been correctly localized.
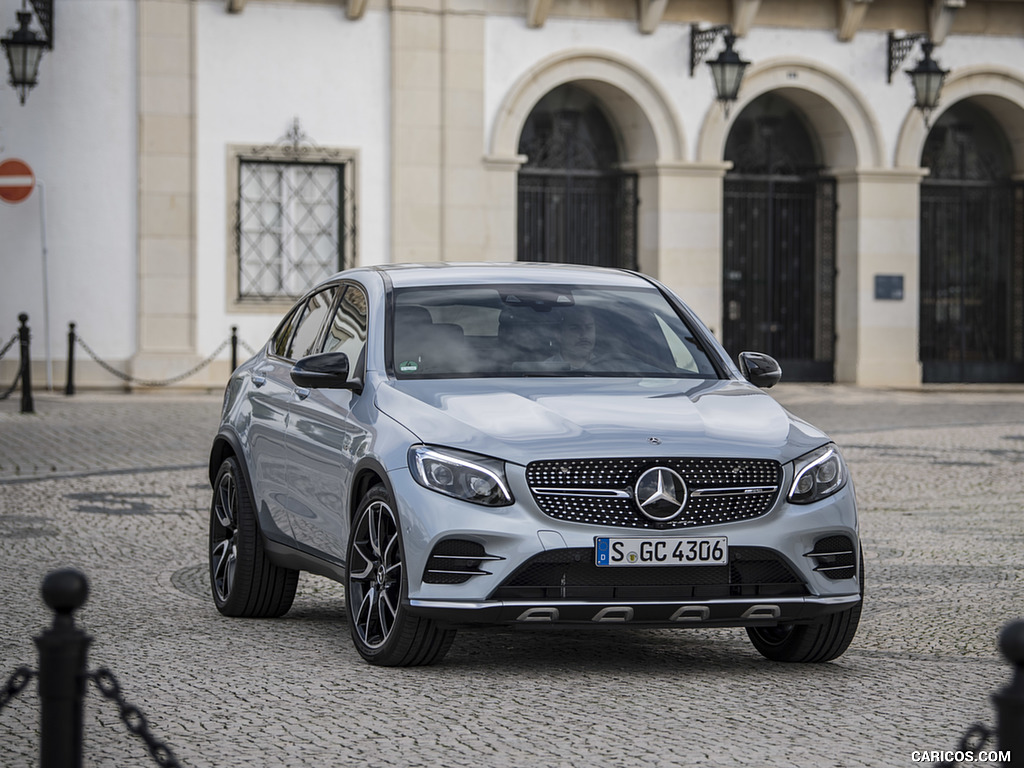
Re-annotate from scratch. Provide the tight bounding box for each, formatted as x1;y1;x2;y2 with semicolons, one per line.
2;0;52;105
690;25;750;117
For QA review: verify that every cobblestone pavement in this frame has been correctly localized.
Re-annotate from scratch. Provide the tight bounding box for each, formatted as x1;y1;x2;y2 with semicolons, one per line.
2;385;1023;767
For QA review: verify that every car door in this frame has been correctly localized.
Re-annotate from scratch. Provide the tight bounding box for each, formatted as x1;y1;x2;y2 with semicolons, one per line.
250;286;338;543
285;282;370;565
246;304;301;541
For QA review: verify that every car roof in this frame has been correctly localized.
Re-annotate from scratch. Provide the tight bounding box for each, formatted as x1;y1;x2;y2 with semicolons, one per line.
364;262;653;289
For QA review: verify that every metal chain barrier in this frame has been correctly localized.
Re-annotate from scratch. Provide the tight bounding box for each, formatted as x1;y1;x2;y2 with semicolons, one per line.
0;667;35;712
75;334;231;388
238;337;259;356
0;331;22;401
0;368;21;401
0;331;18;362
934;723;994;767
89;667;183;768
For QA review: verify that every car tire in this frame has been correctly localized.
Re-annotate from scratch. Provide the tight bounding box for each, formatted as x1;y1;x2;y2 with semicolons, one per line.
209;455;298;618
746;553;864;663
345;485;456;666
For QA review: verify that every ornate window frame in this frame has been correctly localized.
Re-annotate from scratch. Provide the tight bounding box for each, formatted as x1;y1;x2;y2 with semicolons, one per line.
226;120;358;313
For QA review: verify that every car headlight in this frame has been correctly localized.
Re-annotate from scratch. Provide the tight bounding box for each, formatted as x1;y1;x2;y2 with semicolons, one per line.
409;445;514;507
787;443;848;504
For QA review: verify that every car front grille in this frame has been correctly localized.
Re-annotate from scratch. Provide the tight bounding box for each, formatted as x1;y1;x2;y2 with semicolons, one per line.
525;457;782;529
489;546;807;601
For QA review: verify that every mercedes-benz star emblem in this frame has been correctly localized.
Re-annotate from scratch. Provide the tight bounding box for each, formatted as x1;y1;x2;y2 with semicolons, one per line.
634;467;688;522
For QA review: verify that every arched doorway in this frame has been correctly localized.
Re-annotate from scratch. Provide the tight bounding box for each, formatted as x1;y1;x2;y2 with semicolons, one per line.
722;95;837;381
920;102;1024;382
517;84;638;268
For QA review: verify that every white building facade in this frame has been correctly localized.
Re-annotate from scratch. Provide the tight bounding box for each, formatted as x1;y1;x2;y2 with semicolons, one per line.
2;0;1023;389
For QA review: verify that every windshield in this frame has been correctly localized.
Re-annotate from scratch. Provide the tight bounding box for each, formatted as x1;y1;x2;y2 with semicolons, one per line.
391;283;722;379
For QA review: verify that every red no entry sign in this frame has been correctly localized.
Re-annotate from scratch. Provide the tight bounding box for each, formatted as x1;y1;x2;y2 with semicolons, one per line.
0;158;35;203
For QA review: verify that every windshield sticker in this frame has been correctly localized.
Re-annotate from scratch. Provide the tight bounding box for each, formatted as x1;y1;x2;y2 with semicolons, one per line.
399;361;419;373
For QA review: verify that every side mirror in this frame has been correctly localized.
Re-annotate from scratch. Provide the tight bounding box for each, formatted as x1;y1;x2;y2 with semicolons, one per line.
738;351;782;389
290;352;362;393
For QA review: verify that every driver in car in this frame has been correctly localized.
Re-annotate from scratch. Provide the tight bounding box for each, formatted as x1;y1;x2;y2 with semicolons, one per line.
550;306;597;370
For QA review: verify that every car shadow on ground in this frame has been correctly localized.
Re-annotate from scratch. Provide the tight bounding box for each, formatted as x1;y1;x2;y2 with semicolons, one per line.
174;567;872;676
280;597;870;677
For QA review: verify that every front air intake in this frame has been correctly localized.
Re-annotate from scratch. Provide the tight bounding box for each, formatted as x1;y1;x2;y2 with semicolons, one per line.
805;535;857;580
422;539;503;585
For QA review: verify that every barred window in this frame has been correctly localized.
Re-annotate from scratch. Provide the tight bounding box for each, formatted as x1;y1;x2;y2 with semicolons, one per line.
235;157;356;301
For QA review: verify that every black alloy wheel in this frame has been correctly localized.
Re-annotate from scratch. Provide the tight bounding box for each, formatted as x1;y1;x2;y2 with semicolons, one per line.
345;485;455;666
209;456;298;618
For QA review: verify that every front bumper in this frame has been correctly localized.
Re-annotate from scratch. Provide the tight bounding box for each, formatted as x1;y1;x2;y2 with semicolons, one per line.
390;460;861;624
407;593;861;628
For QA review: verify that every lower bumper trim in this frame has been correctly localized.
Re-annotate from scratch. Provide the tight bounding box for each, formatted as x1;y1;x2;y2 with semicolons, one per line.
406;594;860;628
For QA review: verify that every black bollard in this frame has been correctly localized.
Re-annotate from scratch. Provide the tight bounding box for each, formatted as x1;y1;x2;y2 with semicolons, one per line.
231;325;238;372
18;313;33;414
65;323;76;396
34;569;92;768
993;620;1024;766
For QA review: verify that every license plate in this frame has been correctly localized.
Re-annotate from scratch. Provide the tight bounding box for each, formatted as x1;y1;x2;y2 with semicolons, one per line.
595;536;728;566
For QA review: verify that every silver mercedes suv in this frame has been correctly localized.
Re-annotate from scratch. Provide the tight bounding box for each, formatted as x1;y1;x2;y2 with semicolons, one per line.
208;263;862;666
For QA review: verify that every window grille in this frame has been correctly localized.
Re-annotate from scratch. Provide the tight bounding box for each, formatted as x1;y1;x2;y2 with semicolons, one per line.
237;160;353;300
232;120;356;302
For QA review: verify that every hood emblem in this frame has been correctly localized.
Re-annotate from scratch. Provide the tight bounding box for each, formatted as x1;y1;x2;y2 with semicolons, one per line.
648;437;661;445
634;467;688;522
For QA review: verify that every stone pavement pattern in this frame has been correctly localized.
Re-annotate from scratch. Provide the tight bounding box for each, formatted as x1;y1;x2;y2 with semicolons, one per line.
1;386;1023;767
0;393;221;481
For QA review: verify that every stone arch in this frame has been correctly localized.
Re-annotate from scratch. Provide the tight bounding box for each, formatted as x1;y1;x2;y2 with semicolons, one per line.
894;65;1024;173
697;57;883;169
489;50;684;166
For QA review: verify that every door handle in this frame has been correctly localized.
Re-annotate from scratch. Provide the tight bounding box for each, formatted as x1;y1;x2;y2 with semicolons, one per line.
294;387;310;400
252;374;267;388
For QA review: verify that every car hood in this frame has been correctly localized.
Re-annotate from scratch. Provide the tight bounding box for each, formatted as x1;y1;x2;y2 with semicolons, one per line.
375;377;828;466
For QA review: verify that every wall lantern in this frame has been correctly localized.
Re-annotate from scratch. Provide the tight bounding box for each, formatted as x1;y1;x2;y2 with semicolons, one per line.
1;0;53;105
888;32;948;126
690;25;749;117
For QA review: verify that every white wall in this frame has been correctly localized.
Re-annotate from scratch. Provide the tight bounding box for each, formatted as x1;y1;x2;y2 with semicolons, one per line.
194;1;390;355
0;0;136;366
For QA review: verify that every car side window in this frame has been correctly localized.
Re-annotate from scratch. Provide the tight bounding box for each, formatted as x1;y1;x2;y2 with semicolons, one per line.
285;286;338;360
321;284;368;375
271;305;303;358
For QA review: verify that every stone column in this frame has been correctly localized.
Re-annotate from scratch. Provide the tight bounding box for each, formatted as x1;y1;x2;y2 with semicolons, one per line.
833;168;928;387
630;162;730;339
134;0;197;384
440;9;487;262
391;1;488;264
391;1;443;263
481;154;525;262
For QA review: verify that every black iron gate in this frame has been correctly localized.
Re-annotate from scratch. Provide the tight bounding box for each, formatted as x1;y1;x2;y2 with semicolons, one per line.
516;85;638;269
518;170;638;269
921;181;1024;385
723;175;837;381
920;181;1024;383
